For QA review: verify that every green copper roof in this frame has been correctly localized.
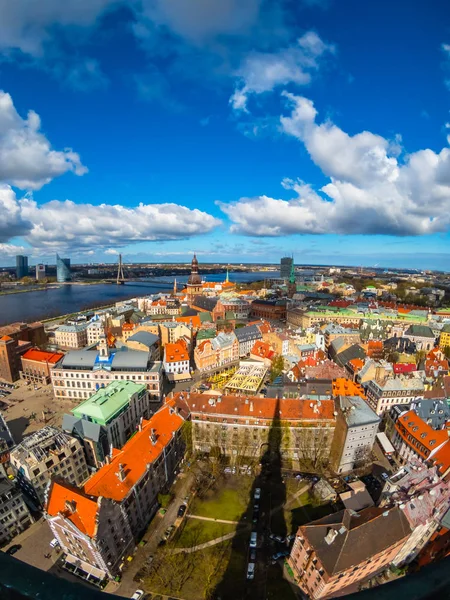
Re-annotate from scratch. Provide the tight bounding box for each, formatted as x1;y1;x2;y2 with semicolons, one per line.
72;380;145;426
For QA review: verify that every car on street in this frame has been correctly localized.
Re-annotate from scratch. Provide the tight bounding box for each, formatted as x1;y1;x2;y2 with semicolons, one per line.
272;550;289;562
131;590;145;600
162;525;175;541
246;562;255;580
381;472;389;481
250;549;257;561
269;534;284;543
177;504;187;518
250;532;258;548
224;467;232;474
6;545;21;555
254;488;261;500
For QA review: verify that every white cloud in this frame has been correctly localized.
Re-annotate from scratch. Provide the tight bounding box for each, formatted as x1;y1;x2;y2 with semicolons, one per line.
0;91;87;190
230;31;334;111
0;243;28;257
219;94;450;236
0;184;32;241
0;0;116;57
138;0;261;43
0;186;221;251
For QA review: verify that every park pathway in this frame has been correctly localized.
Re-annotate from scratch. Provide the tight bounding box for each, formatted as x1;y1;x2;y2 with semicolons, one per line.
171;526;249;554
186;514;239;525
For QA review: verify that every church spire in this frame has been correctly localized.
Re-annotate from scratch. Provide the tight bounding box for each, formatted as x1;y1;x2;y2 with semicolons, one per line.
226;268;229;283
173;278;177;295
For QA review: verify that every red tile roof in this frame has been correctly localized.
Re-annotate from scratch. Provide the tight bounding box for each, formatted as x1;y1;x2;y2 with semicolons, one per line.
332;378;366;398
175;315;202;328
164;340;189;363
21;349;64;364
250;340;274;360
0;335;12;341
432;442;450;475
178;393;335;422
84;402;184;502
396;411;449;460
46;481;98;537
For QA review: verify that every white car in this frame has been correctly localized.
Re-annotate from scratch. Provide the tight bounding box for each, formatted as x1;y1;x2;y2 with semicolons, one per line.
250;531;258;548
131;591;145;600
247;562;255;580
254;487;261;500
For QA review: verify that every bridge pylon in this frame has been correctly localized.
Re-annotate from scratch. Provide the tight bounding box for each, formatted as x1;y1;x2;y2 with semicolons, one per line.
116;254;125;285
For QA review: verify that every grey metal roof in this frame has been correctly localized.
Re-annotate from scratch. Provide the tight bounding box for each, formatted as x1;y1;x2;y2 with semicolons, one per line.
235;325;262;343
62;414;102;443
61;350;98;369
411;399;450;430
128;331;159;347
339;395;380;427
111;349;149;369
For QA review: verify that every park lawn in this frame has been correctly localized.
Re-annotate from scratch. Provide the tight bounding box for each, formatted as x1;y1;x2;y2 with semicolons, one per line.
174;519;237;548
190;480;251;522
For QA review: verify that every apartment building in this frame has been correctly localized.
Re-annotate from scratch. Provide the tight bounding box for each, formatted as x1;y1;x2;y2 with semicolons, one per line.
10;427;89;507
163;339;190;378
392;410;449;466
86;321;105;346
380;464;450;566
329;395;380;474
288;507;410;599
323;324;361;351
54;324;88;349
235;325;262;357
125;331;160;361
365;374;424;416
159;321;193;347
0;335;30;382
51;335;162;402
0;477;34;545
176;393;336;468
67;380;153;453
45;401;185;582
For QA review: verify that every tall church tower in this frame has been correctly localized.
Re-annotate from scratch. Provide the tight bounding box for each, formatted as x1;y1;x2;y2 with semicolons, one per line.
186;254;203;298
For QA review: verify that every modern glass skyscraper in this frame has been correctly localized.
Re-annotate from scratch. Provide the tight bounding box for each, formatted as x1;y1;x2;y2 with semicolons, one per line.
56;255;71;282
280;256;293;280
15;255;28;280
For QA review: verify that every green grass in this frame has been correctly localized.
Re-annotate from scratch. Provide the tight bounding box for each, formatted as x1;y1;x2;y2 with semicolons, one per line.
174;519;237;548
190;485;250;522
284;491;335;533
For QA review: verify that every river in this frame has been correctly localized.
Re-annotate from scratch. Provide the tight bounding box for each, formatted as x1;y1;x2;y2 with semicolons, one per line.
0;271;279;326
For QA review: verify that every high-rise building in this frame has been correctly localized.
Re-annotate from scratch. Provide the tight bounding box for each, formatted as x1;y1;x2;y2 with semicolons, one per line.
15;255;28;280
280;256;293;280
35;264;46;280
56;254;71;282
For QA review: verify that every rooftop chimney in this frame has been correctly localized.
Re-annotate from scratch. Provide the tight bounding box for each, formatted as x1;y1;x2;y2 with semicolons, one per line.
150;429;157;445
324;528;338;545
117;463;126;482
65;500;77;513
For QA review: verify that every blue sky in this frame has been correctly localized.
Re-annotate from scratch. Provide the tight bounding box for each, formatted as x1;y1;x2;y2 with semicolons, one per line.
0;0;449;270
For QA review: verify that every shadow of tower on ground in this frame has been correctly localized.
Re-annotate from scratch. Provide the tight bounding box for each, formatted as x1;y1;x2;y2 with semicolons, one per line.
213;397;297;600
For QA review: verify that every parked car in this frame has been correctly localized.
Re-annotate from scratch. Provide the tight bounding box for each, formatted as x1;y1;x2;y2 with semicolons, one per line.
269;534;284;544
254;488;261;500
250;532;258;548
224;467;232;474
6;545;21;555
177;504;187;518
162;525;175;541
131;590;145;600
272;550;289;561
250;549;257;561
285;534;296;545
381;472;389;481
246;562;255;580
